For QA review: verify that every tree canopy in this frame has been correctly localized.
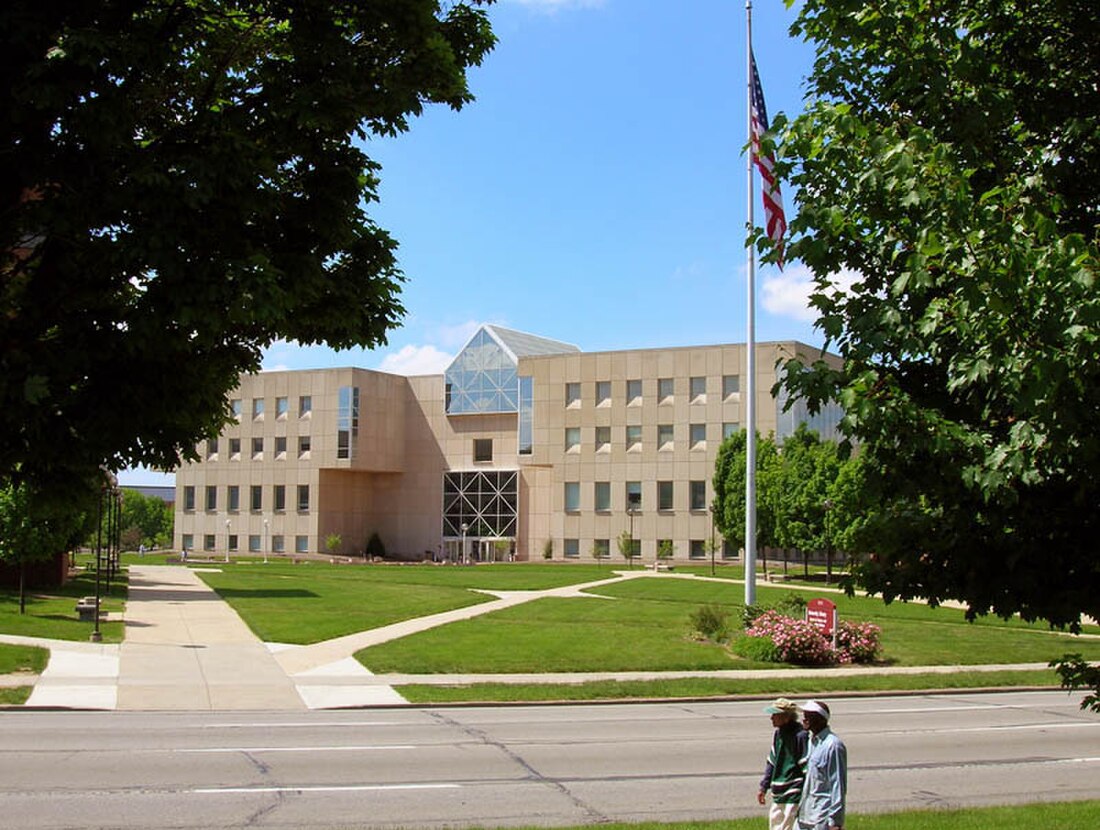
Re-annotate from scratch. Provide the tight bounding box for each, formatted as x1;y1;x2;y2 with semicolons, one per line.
1;0;496;501
776;0;1099;628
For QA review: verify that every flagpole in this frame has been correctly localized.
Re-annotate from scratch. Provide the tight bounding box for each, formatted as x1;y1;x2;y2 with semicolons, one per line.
744;0;757;608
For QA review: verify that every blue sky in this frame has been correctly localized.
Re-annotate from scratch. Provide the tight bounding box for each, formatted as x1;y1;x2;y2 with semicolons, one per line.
123;0;822;487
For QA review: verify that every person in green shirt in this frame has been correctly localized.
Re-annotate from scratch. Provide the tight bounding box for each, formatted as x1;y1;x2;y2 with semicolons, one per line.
757;698;809;830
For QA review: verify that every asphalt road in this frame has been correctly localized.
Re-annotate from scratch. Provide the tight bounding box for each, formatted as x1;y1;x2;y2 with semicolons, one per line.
1;691;1097;829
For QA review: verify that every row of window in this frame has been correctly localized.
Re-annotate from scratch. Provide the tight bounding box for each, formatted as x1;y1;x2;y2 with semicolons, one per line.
231;395;312;421
206;435;312;461
182;484;310;513
564;480;709;512
181;533;310;555
565;375;740;409
564;422;740;453
562;538;737;559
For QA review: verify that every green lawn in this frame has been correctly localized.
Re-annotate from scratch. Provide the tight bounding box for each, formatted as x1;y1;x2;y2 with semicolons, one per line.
357;574;1100;676
194;562;616;644
0;567;127;643
496;800;1099;830
0;643;48;674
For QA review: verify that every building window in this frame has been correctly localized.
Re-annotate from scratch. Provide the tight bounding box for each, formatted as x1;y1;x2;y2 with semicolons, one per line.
206;438;218;460
272;535;285;553
252;398;264;419
275;436;287;459
299;435;311;458
203;534;216;552
723;374;740;400
248;534;261;553
276;396;288;419
299;395;312;417
250;485;262;512
205;485;217;512
626;481;642;512
690;376;706;403
690;480;707;511
595;426;611;453
227;535;238;552
442;470;518;539
657;539;675;559
658;377;674;404
474;438;493;463
690;423;707;449
596;380;611;407
658;481;674;511
626;424;642;452
295;535;309;554
565;382;581;408
565;427;581;453
274;485;286;512
564;538;580;559
690;539;706;559
229;437;241;459
723;539;738;559
518;375;534;455
297;484;310;512
252;437;263;459
183;486;195;512
337;385;359;460
231;399;242;420
592;538;609;560
626;379;642;406
723;422;740;440
564;481;580;512
657;423;674;451
595;481;611;512
228;485;240;512
181;534;194;553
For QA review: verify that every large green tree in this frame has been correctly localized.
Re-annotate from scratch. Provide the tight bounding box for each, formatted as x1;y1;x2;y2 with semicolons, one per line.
1;0;496;502
775;0;1099;629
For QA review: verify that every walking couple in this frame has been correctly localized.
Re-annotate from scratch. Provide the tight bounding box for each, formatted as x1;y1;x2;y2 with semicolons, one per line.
757;698;847;830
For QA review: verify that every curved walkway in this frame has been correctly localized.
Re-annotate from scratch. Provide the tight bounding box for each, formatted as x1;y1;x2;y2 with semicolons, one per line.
0;565;1057;711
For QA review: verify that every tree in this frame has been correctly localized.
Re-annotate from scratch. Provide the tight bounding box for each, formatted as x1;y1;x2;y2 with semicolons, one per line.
775;0;1100;629
0;479;97;612
711;430;782;553
1;1;496;503
616;530;638;568
119;489;173;549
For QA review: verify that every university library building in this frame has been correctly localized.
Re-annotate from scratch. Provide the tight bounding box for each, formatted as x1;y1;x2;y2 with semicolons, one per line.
174;325;841;564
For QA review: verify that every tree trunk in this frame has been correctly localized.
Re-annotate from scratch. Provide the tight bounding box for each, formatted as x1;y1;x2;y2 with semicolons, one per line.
18;558;26;614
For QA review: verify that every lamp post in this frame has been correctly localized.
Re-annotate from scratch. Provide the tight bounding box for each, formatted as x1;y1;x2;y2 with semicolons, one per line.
460;523;469;565
628;505;636;569
225;519;231;563
263;518;269;564
709;507;716;576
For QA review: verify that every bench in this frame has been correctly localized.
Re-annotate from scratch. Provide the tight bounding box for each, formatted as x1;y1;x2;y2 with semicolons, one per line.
75;596;100;621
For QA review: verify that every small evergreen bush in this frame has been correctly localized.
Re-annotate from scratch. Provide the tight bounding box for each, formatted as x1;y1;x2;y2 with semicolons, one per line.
690;604;731;643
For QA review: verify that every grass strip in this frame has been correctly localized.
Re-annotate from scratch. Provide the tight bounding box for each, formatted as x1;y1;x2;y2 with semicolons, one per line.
395;669;1061;704
0;568;127;643
0;687;32;706
494;799;1099;830
0;643;48;674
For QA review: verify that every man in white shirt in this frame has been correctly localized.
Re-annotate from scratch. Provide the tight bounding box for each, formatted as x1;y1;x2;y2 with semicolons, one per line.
798;700;847;830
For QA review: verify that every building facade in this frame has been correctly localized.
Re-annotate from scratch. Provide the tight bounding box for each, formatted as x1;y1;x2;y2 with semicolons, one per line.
174;325;840;563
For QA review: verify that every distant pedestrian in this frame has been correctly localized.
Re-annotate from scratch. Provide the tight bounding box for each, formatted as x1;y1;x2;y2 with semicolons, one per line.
798;700;847;830
757;697;808;830
139;543;146;557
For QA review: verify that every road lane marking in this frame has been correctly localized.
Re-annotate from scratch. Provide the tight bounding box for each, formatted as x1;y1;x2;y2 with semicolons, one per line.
193;784;461;794
180;745;415;753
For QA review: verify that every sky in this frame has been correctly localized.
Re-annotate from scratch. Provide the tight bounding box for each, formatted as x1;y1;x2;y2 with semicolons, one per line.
121;0;822;487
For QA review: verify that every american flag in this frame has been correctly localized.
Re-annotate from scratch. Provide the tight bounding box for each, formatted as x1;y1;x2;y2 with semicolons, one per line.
749;50;786;268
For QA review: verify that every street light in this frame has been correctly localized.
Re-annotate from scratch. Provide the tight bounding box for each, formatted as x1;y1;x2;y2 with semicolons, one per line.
627;491;640;569
460;523;469;565
224;519;231;563
263;517;269;564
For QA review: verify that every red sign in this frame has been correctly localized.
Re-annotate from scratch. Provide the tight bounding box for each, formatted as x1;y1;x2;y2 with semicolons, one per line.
806;598;837;636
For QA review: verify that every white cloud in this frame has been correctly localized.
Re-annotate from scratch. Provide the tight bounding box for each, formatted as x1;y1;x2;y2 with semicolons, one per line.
376;344;455;376
761;264;860;323
435;319;483;350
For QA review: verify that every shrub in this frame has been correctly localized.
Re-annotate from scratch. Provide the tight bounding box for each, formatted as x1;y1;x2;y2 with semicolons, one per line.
835;619;882;664
744;610;834;665
733;633;780;663
741;592;808;630
690;604;731;643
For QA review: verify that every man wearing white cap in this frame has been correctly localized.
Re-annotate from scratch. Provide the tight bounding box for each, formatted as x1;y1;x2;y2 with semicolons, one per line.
798;700;847;830
757;698;808;830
